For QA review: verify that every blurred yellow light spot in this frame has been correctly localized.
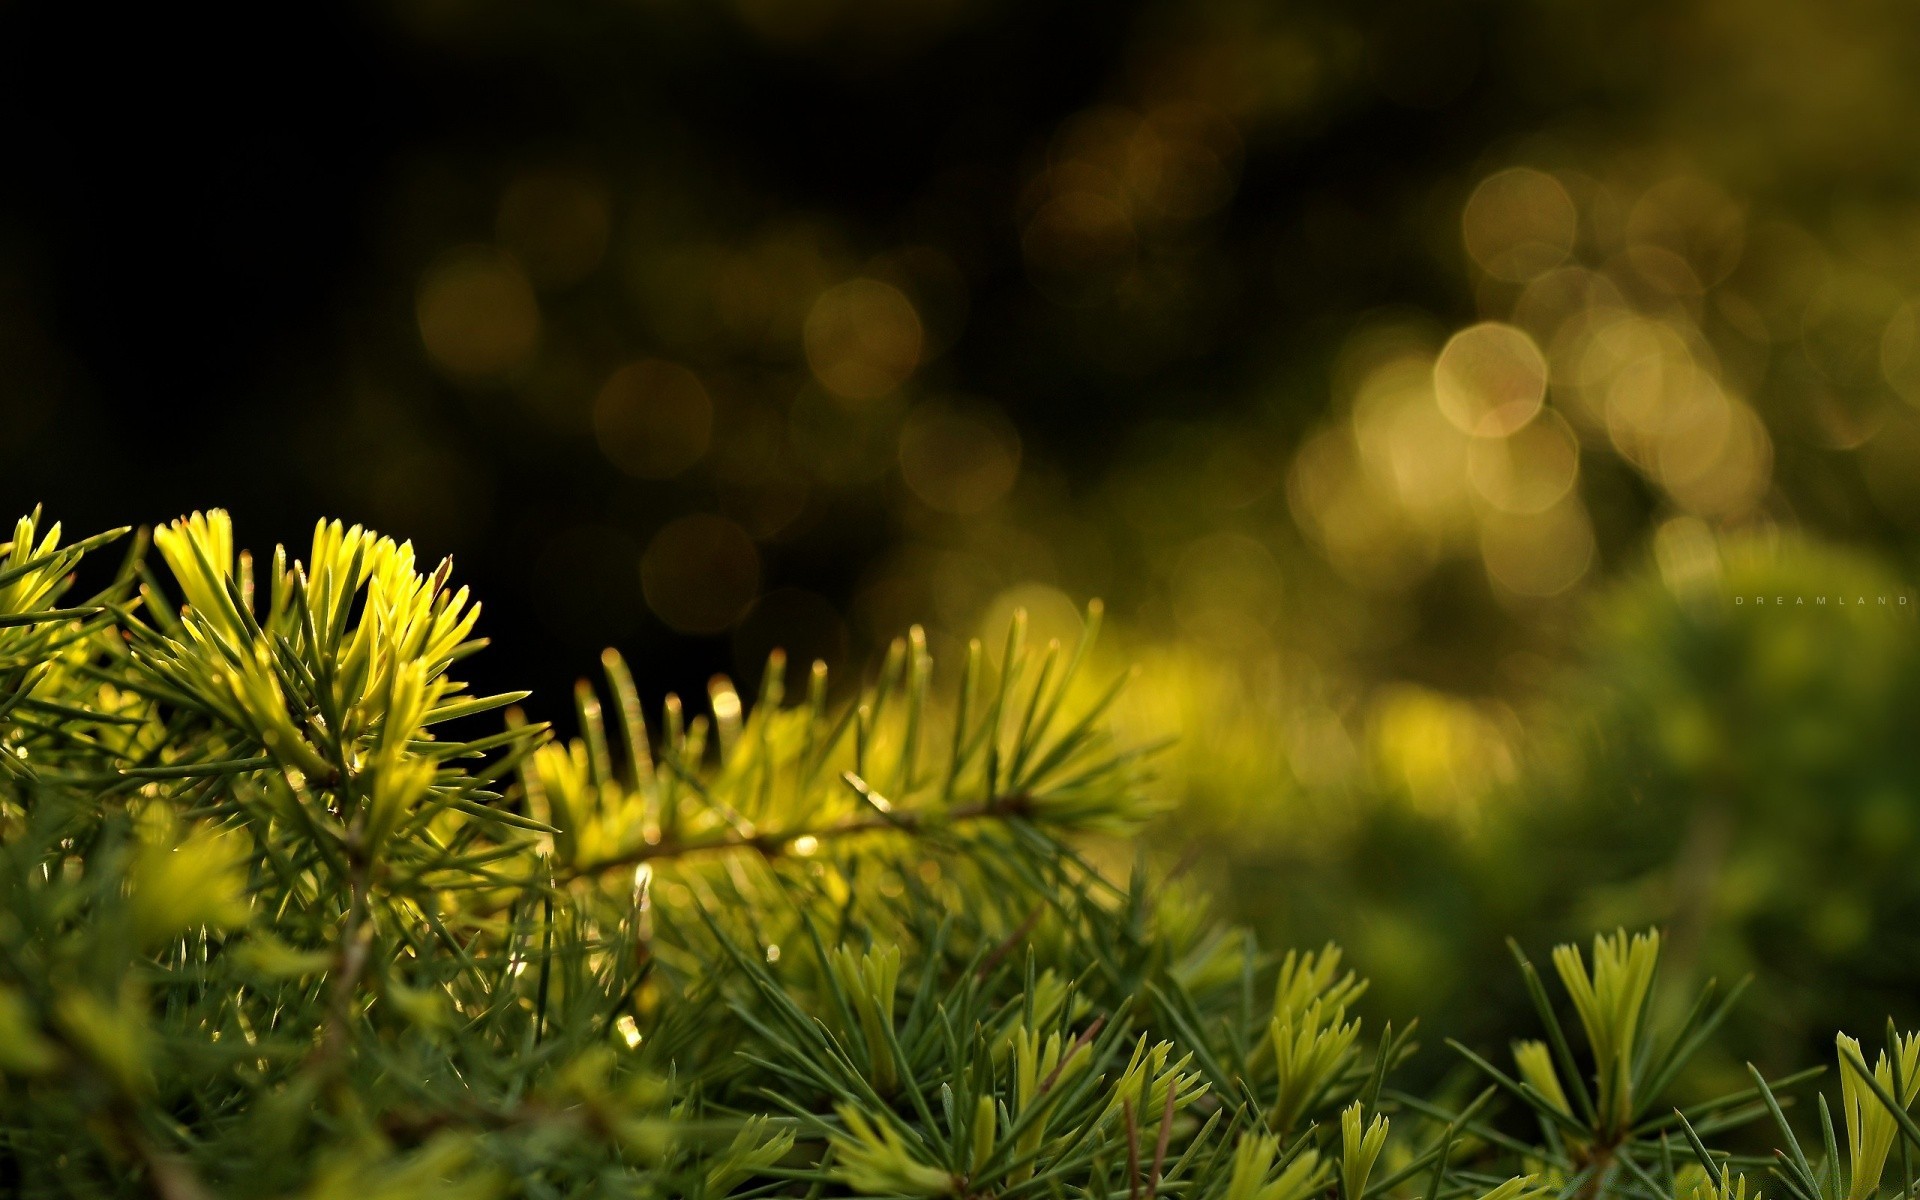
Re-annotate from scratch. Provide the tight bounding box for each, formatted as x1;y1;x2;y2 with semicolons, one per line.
1860;414;1920;526
977;584;1082;665
1169;532;1283;651
1797;279;1907;449
1467;409;1580;515
1659;398;1772;519
1511;266;1624;341
640;514;761;635
1479;499;1595;597
1288;426;1438;592
1433;322;1548;436
1287;426;1361;540
1653;516;1721;595
592;360;713;479
1287;708;1360;795
615;1014;642;1049
1625;176;1744;288
711;407;811;540
1561;313;1706;463
790;835;819;856
1624;243;1704;298
1735;219;1832;341
710;681;742;728
1462;167;1578;283
1880;300;1920;405
803;279;924;401
897;402;1021;514
1648;369;1733;488
416;248;541;380
1367;684;1515;815
496;169;611;289
1352;356;1473;527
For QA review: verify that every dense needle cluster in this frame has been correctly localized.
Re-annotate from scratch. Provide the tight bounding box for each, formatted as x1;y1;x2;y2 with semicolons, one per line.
0;510;1914;1200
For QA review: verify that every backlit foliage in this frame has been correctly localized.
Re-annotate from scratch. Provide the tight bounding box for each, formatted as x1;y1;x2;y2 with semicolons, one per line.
0;509;1916;1200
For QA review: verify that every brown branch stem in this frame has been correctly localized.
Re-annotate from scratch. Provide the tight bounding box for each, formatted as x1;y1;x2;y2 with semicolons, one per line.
559;791;1036;883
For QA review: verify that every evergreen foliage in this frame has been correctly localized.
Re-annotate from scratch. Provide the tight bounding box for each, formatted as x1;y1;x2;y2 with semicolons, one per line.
0;510;1915;1200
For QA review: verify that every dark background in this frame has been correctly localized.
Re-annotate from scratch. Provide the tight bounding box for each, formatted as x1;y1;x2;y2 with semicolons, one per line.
0;0;1725;708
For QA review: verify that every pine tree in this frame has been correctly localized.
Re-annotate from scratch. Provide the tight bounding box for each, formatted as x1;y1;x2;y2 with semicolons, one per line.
0;509;1914;1200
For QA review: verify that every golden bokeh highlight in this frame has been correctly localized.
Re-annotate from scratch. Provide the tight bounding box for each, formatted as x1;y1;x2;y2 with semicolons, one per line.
1860;413;1920;526
1169;532;1284;651
1432;322;1548;436
1265;171;1812;626
1625;176;1745;289
710;400;811;538
1366;685;1517;814
896;402;1021;514
1351;354;1474;533
1799;272;1903;395
1462;168;1578;283
592;360;713;479
803;279;924;401
976;583;1084;664
496;170;612;289
1653;515;1722;594
416;248;541;380
1881;300;1920;405
630;226;837;359
1288;423;1441;592
1280;171;1801;611
1559;314;1698;452
1659;397;1773;518
1511;266;1624;342
1466;408;1580;514
640;514;762;635
1478;498;1595;597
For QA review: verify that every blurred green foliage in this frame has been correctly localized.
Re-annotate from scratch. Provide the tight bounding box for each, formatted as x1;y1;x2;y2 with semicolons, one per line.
1194;537;1919;1091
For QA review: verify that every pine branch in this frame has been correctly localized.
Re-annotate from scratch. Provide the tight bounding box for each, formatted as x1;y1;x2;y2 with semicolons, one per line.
0;507;1911;1200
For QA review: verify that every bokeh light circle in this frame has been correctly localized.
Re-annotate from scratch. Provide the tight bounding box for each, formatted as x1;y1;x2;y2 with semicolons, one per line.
897;402;1022;514
803;279;924;401
1479;499;1595;597
593;360;713;479
416;248;541;380
1466;408;1580;514
977;583;1084;664
1462;168;1578;283
640;514;762;634
1880;300;1920;405
1169;532;1283;651
1660;398;1773;519
1433;322;1549;436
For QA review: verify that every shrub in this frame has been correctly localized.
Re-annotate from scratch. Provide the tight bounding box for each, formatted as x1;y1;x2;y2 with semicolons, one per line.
0;510;1913;1200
